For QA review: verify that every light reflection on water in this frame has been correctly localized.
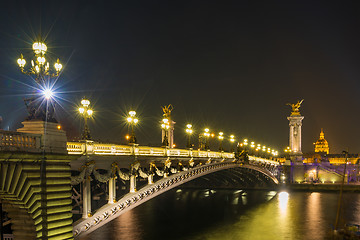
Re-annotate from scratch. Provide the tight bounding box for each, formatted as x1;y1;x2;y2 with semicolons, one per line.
82;190;360;240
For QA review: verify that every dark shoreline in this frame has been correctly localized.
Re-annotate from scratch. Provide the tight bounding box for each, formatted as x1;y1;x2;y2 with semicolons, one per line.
180;183;360;192
282;183;360;192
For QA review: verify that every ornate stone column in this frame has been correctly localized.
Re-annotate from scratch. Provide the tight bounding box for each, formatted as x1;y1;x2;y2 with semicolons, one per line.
82;177;92;218
287;115;304;155
108;177;116;204
286;99;304;158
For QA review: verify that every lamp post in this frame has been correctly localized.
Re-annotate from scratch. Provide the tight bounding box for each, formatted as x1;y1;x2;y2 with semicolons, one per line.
78;98;93;140
284;146;292;159
161;118;170;147
256;144;261;157
262;146;266;158
127;111;139;144
204;128;210;150
186;124;193;148
17;41;63;122
230;135;235;152
250;141;255;155
243;139;248;152
218;132;224;151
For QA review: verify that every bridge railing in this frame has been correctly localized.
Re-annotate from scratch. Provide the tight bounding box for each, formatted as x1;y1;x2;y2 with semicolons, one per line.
249;155;280;166
66;141;235;159
0;130;41;152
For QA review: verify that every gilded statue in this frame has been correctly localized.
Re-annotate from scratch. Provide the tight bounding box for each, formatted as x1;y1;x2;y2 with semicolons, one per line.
162;104;173;118
286;99;303;115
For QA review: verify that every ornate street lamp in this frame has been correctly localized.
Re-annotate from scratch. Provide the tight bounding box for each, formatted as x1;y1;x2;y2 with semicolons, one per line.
186;124;193;148
284;146;292;159
127;111;139;144
218;132;224;151
262;146;266;157
230;135;235;152
204;128;210;150
17;41;63;122
243;139;248;148
256;144;261;157
250;141;255;155
161;118;170;147
78;98;93;140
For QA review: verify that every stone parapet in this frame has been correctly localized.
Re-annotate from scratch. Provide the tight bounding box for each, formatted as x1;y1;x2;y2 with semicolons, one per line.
17;121;67;154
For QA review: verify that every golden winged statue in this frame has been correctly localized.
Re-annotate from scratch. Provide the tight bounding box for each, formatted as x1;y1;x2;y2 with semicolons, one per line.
286;99;303;115
162;104;173;118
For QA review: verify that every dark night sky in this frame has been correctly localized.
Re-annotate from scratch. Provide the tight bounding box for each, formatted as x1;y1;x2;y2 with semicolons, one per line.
1;0;360;153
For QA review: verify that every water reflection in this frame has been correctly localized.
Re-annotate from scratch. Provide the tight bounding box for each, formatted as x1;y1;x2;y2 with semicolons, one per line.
83;190;360;240
278;191;289;215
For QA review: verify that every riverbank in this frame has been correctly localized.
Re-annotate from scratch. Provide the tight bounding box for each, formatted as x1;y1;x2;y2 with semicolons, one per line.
283;183;360;192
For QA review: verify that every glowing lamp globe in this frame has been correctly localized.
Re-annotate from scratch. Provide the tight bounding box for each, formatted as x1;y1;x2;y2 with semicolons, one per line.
129;111;136;117
43;89;53;100
17;54;26;68
54;59;62;72
81;99;90;107
33;42;47;55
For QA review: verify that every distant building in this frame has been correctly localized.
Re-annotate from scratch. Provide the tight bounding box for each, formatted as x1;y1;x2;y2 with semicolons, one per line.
314;129;329;154
302;129;360;165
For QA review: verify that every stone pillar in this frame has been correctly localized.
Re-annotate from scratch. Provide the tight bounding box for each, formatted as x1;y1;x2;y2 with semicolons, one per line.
287;115;304;155
148;174;154;184
82;177;91;218
130;175;136;193
108;177;116;204
148;164;154;184
17;120;67;154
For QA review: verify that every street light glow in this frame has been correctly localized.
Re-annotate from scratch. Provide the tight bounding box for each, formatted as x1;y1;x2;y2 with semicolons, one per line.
32;42;47;54
43;88;54;100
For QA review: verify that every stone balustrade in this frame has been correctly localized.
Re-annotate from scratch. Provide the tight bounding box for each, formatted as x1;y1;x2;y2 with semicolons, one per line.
0;130;41;152
66;141;235;159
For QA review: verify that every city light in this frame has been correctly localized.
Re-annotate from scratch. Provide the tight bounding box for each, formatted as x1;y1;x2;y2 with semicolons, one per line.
43;88;54;100
127;111;138;144
78;97;93;140
186;124;193;148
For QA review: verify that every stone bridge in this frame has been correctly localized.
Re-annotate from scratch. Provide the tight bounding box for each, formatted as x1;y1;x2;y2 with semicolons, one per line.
0;129;280;240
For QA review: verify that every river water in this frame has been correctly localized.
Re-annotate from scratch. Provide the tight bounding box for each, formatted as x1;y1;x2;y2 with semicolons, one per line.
82;189;360;240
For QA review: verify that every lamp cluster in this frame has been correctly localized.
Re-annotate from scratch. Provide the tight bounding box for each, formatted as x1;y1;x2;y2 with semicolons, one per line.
78;98;93;140
127;111;139;144
17;41;64;122
17;42;62;77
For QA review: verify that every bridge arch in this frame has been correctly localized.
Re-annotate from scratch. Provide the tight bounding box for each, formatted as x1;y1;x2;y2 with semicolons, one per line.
73;160;279;238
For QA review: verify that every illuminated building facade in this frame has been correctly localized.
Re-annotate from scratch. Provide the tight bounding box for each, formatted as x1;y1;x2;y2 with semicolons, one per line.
314;129;329;154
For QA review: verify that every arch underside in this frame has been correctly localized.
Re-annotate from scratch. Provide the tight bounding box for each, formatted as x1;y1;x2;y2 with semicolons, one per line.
184;167;278;189
74;162;278;238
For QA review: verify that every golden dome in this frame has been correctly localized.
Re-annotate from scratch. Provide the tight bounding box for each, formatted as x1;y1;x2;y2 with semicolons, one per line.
314;129;329;154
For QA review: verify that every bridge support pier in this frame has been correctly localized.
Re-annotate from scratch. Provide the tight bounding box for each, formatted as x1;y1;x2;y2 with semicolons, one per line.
82;177;92;218
108;177;116;204
130;175;137;193
0;153;75;239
